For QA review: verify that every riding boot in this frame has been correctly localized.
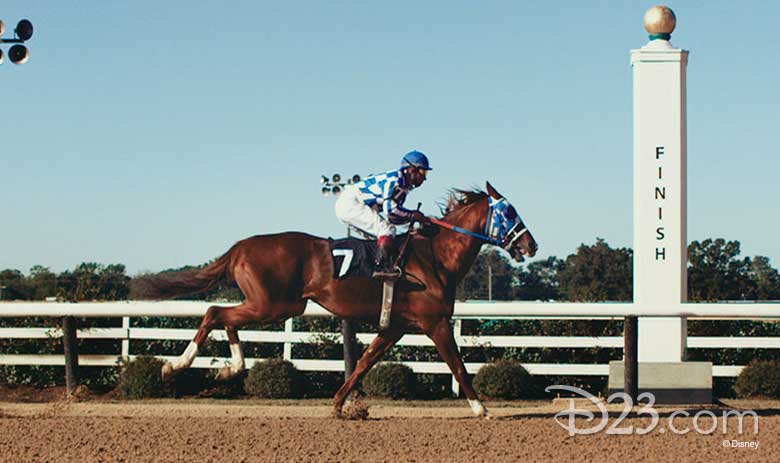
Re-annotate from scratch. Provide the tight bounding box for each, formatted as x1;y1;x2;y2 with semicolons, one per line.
373;235;400;278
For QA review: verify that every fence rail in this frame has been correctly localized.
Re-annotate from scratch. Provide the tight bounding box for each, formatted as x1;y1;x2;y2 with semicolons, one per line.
1;300;780;318
3;300;780;395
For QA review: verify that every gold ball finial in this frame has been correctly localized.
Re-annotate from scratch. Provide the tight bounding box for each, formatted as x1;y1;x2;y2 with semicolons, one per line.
643;5;676;39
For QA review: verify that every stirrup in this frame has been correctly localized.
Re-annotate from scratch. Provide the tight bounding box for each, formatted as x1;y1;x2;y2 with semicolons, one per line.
372;266;401;280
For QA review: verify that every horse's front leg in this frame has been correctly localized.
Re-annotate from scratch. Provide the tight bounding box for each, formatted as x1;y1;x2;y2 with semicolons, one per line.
332;324;404;417
426;318;490;418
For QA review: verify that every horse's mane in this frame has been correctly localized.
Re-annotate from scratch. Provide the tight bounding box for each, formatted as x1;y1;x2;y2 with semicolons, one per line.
440;188;487;219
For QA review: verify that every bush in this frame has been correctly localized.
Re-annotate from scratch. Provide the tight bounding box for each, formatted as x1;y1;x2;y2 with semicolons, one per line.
244;359;302;398
735;360;780;398
363;362;416;399
118;356;167;399
473;360;532;400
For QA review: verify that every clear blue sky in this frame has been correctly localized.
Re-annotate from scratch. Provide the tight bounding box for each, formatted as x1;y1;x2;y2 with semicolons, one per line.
2;1;778;275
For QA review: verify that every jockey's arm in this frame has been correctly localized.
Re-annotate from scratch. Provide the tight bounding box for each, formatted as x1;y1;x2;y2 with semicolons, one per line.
386;202;415;225
381;177;415;225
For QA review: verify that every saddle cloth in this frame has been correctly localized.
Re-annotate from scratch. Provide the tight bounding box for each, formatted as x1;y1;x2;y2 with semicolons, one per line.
328;237;377;279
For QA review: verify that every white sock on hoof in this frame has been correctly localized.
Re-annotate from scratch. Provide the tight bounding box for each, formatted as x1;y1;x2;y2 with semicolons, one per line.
174;341;199;370
468;399;487;416
229;342;245;373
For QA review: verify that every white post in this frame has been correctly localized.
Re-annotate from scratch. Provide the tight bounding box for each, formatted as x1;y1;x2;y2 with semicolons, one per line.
632;7;688;363
121;316;130;362
283;318;293;361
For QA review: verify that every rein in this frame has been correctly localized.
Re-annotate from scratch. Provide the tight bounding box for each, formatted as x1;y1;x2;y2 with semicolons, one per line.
429;196;529;249
429;217;503;246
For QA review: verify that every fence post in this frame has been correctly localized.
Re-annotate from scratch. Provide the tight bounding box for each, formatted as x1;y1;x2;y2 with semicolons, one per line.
121;316;130;362
283;318;293;361
62;316;79;395
624;316;638;402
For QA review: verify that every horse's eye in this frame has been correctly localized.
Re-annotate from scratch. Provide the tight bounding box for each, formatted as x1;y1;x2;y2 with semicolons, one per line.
506;206;517;220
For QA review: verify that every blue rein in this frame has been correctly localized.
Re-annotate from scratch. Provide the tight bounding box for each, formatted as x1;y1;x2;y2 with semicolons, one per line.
429;217;503;246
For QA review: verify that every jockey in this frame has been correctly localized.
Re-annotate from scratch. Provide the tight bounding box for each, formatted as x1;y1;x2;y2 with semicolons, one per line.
335;150;432;275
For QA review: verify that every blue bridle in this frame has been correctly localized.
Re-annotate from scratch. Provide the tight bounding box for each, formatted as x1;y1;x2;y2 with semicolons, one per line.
431;196;528;249
485;197;528;249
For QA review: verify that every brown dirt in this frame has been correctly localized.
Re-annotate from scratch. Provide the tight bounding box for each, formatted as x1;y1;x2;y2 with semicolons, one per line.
0;399;775;462
0;384;73;402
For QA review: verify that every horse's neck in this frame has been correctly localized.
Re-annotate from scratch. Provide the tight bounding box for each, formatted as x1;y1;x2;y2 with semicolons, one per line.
433;199;488;280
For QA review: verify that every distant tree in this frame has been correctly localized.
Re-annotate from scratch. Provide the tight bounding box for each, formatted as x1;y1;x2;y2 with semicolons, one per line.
687;239;754;301
748;256;780;300
0;269;30;300
73;262;102;301
56;263;131;301
28;265;57;300
458;249;516;300
98;264;131;300
558;238;632;302
516;256;564;301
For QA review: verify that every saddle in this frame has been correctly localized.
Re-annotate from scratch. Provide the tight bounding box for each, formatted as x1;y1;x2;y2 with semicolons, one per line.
328;237;378;279
328;234;409;280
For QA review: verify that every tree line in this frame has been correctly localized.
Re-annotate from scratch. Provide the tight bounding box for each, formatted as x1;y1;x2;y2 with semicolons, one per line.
1;238;779;302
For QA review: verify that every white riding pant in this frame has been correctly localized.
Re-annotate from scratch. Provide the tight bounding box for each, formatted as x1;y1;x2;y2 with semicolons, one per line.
334;185;396;237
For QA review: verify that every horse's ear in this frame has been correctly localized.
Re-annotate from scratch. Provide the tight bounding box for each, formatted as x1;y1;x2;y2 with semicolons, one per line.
486;181;502;199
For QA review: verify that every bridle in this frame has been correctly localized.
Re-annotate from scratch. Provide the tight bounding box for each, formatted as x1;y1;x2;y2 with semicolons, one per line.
485;197;529;250
428;196;528;251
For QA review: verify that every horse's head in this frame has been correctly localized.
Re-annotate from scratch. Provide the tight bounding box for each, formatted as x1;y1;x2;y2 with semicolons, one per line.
485;182;538;262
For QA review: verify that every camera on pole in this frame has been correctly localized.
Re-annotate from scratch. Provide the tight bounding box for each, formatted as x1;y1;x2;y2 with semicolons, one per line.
1;18;34;66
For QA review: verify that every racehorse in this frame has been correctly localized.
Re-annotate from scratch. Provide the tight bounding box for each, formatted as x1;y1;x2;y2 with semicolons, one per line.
132;182;537;418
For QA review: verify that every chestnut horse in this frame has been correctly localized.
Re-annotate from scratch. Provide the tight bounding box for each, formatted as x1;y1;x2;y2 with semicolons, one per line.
133;182;537;418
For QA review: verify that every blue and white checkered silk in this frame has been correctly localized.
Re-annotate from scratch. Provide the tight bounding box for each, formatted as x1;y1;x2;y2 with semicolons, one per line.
354;169;414;224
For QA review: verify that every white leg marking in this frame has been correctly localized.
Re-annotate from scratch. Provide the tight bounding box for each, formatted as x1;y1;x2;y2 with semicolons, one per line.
173;341;199;370
469;399;488;417
229;342;245;374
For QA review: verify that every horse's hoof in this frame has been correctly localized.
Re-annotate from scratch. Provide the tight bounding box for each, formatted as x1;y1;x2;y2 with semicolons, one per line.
332;408;344;419
342;400;370;420
216;366;237;382
161;362;175;381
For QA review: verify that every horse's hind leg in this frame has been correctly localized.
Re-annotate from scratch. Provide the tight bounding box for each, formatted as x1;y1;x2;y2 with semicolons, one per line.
162;303;257;381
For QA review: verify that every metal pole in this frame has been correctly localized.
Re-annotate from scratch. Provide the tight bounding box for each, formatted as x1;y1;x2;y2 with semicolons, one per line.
62;316;80;395
624;316;638;402
342;319;357;379
342;225;358;379
488;264;492;301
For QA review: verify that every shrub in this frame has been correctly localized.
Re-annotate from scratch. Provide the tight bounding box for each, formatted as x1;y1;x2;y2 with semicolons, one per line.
473;360;532;400
735;360;780;398
118;356;167;399
363;362;416;399
244;359;302;398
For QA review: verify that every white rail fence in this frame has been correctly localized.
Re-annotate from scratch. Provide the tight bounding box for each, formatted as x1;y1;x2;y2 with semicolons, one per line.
2;301;779;395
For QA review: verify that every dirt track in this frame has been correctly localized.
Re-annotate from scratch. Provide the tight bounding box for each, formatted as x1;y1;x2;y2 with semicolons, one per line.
0;400;775;462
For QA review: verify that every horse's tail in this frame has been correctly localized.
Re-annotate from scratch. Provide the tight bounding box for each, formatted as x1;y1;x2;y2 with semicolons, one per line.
130;245;236;300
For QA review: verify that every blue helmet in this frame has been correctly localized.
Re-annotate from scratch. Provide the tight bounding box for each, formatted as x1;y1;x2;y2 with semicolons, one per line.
401;150;433;171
